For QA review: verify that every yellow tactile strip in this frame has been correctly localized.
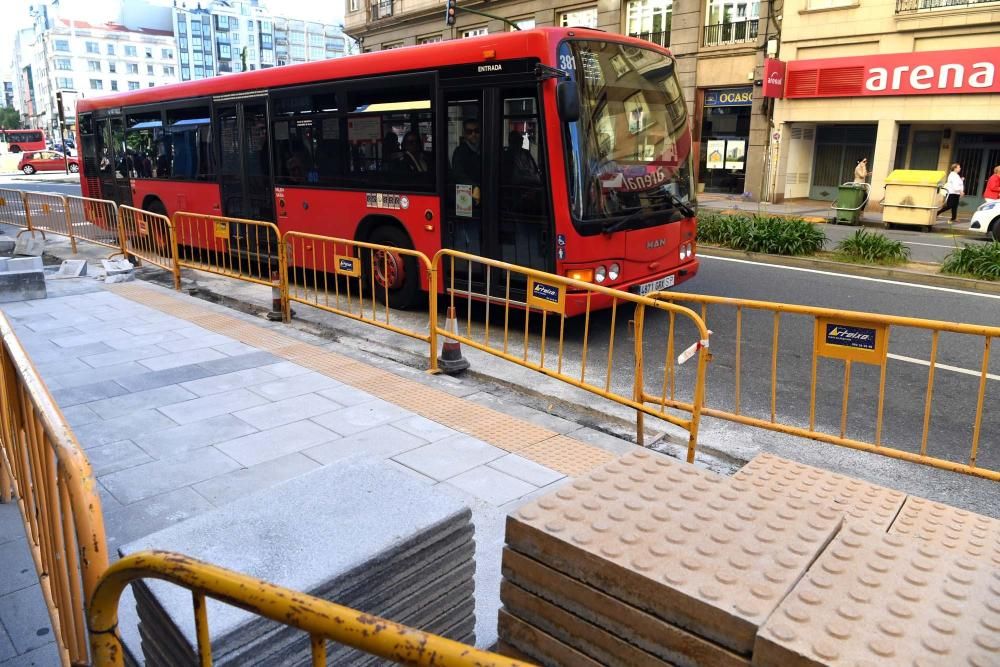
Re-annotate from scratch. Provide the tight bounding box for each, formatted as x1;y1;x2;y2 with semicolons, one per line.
106;284;610;477
754;521;1000;667
888;495;1000;560
733;452;907;529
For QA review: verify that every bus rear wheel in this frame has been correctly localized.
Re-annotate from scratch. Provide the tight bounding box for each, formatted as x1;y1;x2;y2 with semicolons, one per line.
143;200;172;255
366;225;420;310
9;146;20;154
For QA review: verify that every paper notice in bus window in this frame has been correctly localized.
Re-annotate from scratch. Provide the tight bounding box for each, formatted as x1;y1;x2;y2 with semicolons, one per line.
347;117;380;142
274;122;289;141
323;119;339;140
456;185;473;218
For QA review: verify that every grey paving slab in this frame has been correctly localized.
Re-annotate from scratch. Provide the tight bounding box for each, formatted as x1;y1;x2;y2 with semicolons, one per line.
0;640;59;667
113;363;216;393
158;333;233;353
120;460;472;655
72;409;179;449
139;347;227;371
302;424;429;465
133;414;259;459
49;330;126;349
58;403;101;428
122;320;191;336
213;341;258;357
25;314;99;332
196;351;283;375
28;341;115;364
215;420;341;467
392;415;461;442
442;466;539;506
104;332;178;351
316;384;376;406
0;586;53;655
310;399;412;436
246;371;342;401
0;539;36;596
85;440;154;477
0;624;14;664
232;392;341;431
156;388;270;425
0;505;25;546
45;361;147;390
87;384;198;420
258;361;312;378
384;459;437;485
103;487;216;554
49;380;129;408
101;446;242;505
33;357;92;376
95;482;123;514
79;344;172;369
192;453;322;507
179;367;279;398
488;453;566;487
393;435;507;481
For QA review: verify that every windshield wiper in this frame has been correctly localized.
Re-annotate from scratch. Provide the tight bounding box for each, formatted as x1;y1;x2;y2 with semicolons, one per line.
602;209;646;234
666;192;696;218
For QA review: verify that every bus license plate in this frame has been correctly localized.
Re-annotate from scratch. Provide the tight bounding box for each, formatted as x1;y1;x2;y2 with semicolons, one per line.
633;275;675;296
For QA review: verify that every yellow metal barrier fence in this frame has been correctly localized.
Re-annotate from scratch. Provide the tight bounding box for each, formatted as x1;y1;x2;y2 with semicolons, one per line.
431;250;710;460
0;313;111;666
650;291;1000;481
23;191;77;253
65;195;126;254
173;211;284;290
0;188;30;230
89;550;534;667
285;232;438;367
118;205;181;289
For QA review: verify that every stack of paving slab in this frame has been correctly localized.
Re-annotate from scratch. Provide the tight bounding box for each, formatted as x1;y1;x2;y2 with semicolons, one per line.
0;254;46;302
499;449;999;666
120;460;477;666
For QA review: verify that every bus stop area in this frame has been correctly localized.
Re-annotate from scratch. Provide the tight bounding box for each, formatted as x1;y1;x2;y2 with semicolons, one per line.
0;247;997;666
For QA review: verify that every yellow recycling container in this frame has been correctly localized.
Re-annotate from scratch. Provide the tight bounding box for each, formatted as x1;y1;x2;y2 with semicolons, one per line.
882;169;946;229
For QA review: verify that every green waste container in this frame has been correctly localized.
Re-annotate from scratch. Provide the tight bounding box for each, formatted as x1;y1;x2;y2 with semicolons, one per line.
832;183;869;225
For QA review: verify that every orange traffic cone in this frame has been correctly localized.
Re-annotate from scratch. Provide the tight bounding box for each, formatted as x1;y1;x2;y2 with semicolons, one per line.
438;305;469;374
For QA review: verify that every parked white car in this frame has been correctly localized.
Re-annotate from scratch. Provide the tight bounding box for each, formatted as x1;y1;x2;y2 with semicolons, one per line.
969;201;1000;241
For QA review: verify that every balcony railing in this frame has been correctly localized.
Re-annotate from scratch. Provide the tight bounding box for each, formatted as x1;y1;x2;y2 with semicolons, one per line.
629;28;671;48
369;0;393;21
896;0;998;11
702;19;759;46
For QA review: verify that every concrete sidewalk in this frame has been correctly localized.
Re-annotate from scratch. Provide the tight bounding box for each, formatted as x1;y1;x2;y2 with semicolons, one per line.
0;275;641;665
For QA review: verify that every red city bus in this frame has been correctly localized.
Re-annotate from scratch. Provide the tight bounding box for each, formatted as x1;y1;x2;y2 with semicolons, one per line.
76;28;697;314
2;129;47;153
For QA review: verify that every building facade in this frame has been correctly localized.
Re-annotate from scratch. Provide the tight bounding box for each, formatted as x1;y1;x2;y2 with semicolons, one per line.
771;0;1000;214
13;12;177;140
343;0;779;199
172;0;347;81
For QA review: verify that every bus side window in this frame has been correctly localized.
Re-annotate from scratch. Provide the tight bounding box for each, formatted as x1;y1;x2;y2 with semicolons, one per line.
124;110;163;178
165;106;213;181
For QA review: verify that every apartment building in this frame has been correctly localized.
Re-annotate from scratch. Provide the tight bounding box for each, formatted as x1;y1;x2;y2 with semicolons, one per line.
343;0;778;198
771;0;1000;212
13;15;177;139
172;0;347;81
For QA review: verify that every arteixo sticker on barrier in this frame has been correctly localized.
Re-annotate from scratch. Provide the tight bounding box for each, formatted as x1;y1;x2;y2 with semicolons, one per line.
813;317;888;366
214;221;229;239
335;255;361;277
527;278;565;315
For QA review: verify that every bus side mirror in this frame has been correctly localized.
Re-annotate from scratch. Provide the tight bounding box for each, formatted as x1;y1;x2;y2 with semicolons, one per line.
557;81;580;123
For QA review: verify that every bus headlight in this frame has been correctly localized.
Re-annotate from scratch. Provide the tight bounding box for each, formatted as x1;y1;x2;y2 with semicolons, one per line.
594;265;607;283
608;263;620;281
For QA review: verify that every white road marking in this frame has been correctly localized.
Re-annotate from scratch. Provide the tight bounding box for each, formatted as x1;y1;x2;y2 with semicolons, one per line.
701;255;1000;300
902;241;961;249
888;353;1000;382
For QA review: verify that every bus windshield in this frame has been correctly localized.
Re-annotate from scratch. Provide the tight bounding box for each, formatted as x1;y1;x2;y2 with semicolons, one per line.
559;40;693;232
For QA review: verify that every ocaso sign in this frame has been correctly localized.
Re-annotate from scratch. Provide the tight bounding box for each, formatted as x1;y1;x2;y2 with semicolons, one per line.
785;47;1000;98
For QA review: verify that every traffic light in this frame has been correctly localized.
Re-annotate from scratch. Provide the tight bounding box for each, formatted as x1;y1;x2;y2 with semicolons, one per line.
56;91;65;125
444;0;457;25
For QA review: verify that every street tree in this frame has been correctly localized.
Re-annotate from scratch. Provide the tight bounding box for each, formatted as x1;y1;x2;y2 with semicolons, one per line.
0;107;21;129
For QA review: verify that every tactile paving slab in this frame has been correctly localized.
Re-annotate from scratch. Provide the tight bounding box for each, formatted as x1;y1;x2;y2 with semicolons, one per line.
888;495;1000;560
501;548;749;667
734;453;907;529
754;521;1000;667
505;449;843;654
498;609;604;667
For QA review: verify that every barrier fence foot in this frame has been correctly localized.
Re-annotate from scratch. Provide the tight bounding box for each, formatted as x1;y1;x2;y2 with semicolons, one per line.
438;305;469;375
266;271;284;321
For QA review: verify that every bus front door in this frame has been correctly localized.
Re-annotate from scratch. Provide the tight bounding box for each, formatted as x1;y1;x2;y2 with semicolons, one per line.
95;116;133;207
442;84;552;301
214;100;277;262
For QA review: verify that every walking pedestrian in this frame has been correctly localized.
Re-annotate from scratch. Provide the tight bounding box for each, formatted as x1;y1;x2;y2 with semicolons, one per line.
937;163;964;223
853;157;868;184
983;165;1000;203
